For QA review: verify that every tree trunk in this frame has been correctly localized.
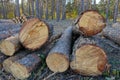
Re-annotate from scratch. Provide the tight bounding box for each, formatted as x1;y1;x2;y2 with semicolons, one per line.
93;0;96;9
1;1;7;19
46;26;72;72
19;18;53;50
3;52;40;79
61;0;66;20
81;0;84;12
113;0;119;23
56;0;60;21
70;36;108;76
51;0;55;19
102;26;120;45
45;0;49;20
31;0;34;16
106;0;110;22
15;0;20;17
21;0;24;14
35;0;40;18
0;34;21;56
76;10;106;36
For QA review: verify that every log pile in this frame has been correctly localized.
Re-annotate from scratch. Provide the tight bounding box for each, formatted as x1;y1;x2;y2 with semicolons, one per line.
0;10;119;79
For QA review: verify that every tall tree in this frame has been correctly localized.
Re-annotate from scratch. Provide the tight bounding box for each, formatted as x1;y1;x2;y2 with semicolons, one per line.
81;0;84;12
62;0;66;20
35;0;40;18
45;0;48;20
106;0;110;22
51;0;55;19
93;0;96;9
39;0;43;18
113;0;119;23
15;0;20;17
31;0;35;16
21;0;24;14
56;0;60;21
1;0;7;18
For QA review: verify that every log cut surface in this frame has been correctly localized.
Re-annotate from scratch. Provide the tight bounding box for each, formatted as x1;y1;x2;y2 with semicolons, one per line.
77;10;106;36
19;18;49;50
0;34;21;56
46;26;72;72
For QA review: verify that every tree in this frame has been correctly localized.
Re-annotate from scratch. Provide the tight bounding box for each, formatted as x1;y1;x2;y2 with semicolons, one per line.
45;0;48;20
15;0;20;17
56;0;60;21
21;0;24;14
1;0;7;18
35;0;40;18
93;0;96;9
106;0;110;22
31;0;35;16
39;0;43;19
81;0;84;12
113;0;119;23
51;0;55;19
62;0;66;20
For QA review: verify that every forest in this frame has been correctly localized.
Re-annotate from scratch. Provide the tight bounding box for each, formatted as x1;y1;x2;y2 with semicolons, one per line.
0;0;120;22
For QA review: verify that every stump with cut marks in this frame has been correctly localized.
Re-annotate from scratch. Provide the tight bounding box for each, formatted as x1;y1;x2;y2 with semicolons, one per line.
0;34;21;56
76;10;106;36
19;18;50;50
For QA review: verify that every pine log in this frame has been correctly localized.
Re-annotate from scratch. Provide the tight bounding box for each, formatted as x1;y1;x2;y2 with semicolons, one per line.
46;26;72;72
102;26;120;45
70;36;108;76
19;18;52;50
76;10;106;36
0;34;21;56
3;52;40;79
0;19;14;23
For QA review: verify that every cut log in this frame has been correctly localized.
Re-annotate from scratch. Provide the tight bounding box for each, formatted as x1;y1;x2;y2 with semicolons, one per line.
3;52;40;79
70;36;108;76
46;26;72;72
102;26;120;45
0;19;14;23
76;10;106;36
0;34;21;56
19;18;51;50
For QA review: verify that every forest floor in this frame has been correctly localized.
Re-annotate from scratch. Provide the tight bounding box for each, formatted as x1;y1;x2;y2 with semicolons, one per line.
0;20;120;80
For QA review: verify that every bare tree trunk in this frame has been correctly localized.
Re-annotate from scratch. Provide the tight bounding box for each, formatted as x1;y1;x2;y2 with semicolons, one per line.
1;1;7;18
45;0;48;20
36;0;40;18
93;0;96;9
51;0;55;19
28;0;31;16
81;0;84;12
15;0;20;17
106;0;110;22
56;0;60;21
62;0;66;20
39;0;43;19
21;0;24;14
31;0;34;16
113;0;119;23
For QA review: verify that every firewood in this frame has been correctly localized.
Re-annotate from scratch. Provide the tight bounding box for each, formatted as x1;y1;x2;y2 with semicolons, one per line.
0;34;21;56
3;52;40;79
76;10;106;36
0;52;7;69
19;18;52;50
102;26;120;45
46;26;72;72
70;36;108;76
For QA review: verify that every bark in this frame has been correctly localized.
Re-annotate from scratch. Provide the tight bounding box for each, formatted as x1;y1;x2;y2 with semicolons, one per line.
21;0;24;14
0;34;21;56
35;0;40;18
56;0;60;21
61;0;66;20
113;0;119;23
76;10;106;36
3;52;40;79
1;1;7;19
19;18;53;50
46;26;72;72
81;0;84;12
106;0;110;22
70;36;109;76
31;0;34;16
45;0;49;20
39;0;43;19
15;0;20;17
51;0;55;19
102;26;120;45
0;53;8;69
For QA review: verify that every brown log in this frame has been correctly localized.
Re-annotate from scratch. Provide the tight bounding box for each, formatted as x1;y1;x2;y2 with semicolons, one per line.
0;34;21;56
46;26;72;72
70;36;109;76
19;18;52;50
102;26;120;45
3;52;40;79
76;10;106;36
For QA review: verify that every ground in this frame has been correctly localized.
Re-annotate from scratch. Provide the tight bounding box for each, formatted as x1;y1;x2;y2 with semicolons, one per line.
0;20;120;80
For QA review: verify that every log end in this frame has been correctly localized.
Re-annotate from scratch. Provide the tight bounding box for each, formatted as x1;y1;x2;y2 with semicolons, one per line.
10;62;30;79
19;18;49;50
78;10;106;36
70;44;108;76
0;40;16;56
46;53;69;72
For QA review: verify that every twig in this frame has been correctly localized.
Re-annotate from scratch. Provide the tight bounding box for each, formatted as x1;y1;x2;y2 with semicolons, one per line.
43;72;58;80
